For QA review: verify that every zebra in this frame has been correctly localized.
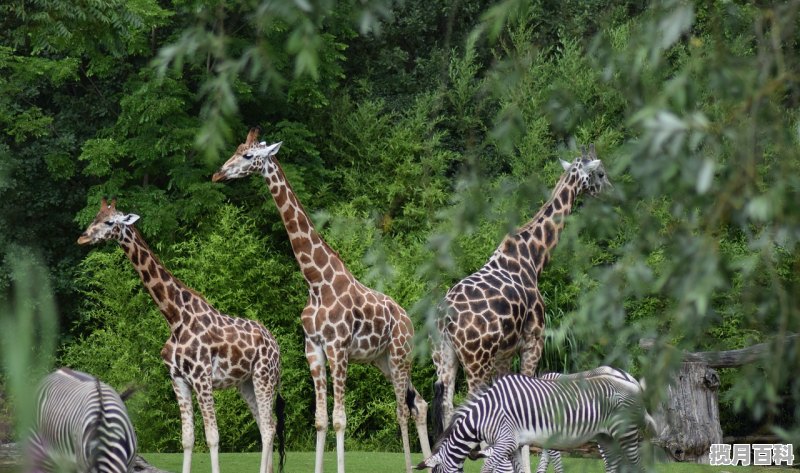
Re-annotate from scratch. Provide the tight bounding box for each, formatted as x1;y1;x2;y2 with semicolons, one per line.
416;367;655;473
28;368;138;473
534;368;644;473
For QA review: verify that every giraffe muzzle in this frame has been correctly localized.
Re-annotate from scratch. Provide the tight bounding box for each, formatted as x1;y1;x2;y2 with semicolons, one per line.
77;233;92;245
211;171;228;182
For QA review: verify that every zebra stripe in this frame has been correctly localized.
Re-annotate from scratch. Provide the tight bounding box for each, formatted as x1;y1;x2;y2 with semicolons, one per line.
418;367;652;473
30;368;137;473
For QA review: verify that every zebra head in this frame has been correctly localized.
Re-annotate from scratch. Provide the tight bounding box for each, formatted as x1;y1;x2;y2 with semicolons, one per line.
415;451;461;473
415;413;478;473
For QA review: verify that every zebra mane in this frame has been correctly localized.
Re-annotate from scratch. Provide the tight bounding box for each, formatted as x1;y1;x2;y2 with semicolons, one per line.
431;380;494;452
86;377;106;471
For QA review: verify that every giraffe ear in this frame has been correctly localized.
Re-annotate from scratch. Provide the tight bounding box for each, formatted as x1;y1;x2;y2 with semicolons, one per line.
584;159;602;172
120;213;140;225
560;159;572;171
264;141;282;156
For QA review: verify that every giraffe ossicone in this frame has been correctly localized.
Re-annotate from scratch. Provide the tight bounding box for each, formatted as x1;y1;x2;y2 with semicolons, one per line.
213;127;431;473
78;197;286;473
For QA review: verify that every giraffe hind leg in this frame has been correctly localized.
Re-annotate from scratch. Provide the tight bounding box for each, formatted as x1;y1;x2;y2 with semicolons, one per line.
431;340;458;440
252;373;278;473
193;380;220;473
374;353;417;473
171;377;195;473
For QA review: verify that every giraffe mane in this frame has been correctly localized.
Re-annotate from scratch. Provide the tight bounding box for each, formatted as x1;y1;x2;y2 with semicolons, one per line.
271;158;344;262
128;226;214;305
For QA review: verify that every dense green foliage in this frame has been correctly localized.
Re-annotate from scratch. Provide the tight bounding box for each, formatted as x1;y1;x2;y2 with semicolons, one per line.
1;0;798;456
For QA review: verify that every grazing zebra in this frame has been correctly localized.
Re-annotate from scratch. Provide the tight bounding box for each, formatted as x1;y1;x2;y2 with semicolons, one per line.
28;368;137;473
417;367;655;473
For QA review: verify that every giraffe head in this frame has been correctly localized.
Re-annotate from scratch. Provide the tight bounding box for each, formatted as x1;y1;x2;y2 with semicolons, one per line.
559;143;611;196
211;127;282;182
77;197;140;245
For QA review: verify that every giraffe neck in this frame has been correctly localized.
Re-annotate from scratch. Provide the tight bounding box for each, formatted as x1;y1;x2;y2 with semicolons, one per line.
263;159;348;286
493;171;580;276
117;226;200;330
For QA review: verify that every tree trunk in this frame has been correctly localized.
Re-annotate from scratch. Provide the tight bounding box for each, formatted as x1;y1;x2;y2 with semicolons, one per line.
652;362;723;463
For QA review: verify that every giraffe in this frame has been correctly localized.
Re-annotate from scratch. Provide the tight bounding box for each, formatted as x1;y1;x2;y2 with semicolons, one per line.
430;145;611;437
212;127;432;473
77;197;285;473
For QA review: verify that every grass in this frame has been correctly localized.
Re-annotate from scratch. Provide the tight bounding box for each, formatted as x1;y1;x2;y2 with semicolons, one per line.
142;451;798;472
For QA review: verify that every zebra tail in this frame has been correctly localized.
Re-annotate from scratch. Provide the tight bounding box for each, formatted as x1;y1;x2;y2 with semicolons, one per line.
276;393;286;473
431;381;445;441
118;384;139;402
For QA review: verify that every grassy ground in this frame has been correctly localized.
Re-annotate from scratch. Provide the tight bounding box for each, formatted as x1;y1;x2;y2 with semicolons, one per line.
143;451;797;473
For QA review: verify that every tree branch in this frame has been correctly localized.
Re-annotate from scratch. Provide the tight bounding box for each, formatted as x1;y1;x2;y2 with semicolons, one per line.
639;334;798;368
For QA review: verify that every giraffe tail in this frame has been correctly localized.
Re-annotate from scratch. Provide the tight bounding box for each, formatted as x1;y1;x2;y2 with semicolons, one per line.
431;381;445;441
405;386;417;414
276;393;286;473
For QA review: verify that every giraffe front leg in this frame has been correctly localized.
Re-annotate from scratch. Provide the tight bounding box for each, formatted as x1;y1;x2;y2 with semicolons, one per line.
194;380;220;473
325;346;348;473
171;377;195;473
306;339;328;473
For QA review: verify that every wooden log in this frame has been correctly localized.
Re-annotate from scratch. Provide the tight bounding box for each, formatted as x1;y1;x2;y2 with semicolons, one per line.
651;362;723;463
639;334;798;368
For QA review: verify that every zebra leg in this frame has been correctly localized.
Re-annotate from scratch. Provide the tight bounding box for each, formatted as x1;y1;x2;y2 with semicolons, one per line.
171;377;195;473
534;450;549;473
550;450;563;473
617;431;643;472
535;450;563;473
480;436;519;473
597;436;623;473
193;380;220;473
253;374;277;473
25;431;51;473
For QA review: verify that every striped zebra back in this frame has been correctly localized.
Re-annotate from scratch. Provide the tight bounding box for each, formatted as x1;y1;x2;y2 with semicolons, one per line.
32;368;138;473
